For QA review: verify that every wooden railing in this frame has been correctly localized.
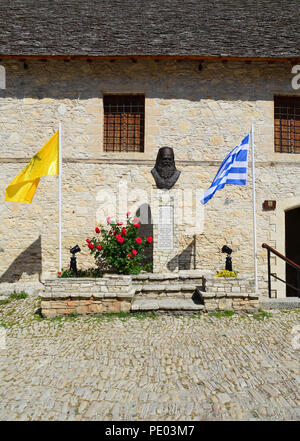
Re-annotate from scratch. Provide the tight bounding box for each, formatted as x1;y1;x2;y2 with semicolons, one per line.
262;243;300;298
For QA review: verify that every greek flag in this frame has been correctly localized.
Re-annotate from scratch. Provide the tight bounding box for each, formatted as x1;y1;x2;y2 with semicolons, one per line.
201;133;250;205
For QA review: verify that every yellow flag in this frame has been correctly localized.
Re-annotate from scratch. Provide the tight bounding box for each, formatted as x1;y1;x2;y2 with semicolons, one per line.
5;131;59;203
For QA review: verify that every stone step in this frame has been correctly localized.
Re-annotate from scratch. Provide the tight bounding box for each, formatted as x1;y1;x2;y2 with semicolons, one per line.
133;270;208;279
132;271;205;285
134;283;199;299
131;297;204;311
260;297;300;309
137;283;198;292
197;290;258;299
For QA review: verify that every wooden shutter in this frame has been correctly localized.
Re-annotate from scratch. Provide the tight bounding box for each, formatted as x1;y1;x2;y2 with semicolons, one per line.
103;95;145;152
274;96;300;153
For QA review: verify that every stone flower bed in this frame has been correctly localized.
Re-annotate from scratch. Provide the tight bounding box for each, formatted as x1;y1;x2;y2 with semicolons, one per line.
40;275;135;318
40;272;259;317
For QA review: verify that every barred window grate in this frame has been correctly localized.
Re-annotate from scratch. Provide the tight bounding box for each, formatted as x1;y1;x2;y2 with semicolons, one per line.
274;95;300;153
103;95;145;152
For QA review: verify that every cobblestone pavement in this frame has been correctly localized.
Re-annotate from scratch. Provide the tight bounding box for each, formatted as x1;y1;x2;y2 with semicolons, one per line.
0;296;299;421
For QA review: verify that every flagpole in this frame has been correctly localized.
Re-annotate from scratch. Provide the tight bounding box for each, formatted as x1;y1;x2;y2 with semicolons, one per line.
58;122;62;273
251;122;258;292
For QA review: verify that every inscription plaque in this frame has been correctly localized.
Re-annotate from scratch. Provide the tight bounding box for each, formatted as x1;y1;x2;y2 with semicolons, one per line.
157;205;174;250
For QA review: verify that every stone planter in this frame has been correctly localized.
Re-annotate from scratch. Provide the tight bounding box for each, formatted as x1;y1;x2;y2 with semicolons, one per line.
40;272;260;316
40;274;135;317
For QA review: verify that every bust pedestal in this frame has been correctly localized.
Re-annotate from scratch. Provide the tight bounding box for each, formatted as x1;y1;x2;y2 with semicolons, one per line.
151;185;179;273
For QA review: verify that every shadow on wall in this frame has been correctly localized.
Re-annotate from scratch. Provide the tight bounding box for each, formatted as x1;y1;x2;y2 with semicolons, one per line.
0;235;42;283
167;238;196;271
0;59;271;103
136;204;153;269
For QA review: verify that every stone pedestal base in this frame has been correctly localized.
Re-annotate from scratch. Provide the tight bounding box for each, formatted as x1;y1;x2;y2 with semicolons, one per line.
40;273;259;316
151;186;179;273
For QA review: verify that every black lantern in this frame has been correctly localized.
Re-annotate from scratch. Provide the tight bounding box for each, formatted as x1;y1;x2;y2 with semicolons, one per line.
222;245;233;271
70;245;81;274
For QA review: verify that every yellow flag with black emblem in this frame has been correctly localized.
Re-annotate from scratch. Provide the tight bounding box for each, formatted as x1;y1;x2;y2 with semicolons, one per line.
5;131;59;203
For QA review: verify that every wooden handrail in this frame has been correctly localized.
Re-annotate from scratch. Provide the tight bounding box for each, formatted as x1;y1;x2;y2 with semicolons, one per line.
262;243;300;270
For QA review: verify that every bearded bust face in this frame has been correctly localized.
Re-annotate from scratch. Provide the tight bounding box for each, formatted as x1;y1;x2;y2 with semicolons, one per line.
151;147;181;189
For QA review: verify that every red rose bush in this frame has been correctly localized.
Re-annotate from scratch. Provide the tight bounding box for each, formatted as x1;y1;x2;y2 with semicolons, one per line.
86;214;153;274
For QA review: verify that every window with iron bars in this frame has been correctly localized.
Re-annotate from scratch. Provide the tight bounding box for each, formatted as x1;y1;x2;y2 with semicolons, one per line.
103;94;145;152
274;95;300;153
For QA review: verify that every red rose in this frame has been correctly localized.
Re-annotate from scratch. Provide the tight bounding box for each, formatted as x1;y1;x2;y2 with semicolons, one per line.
96;244;102;250
118;221;123;226
147;236;153;243
95;227;100;234
112;230;116;235
132;249;137;255
136;237;142;245
128;253;132;258
134;223;140;228
116;235;124;244
126;211;130;217
88;243;94;250
57;271;62;276
121;228;127;236
86;238;91;243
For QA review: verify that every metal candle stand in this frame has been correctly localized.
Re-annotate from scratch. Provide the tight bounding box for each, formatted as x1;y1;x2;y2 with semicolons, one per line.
70;245;81;274
222;245;233;272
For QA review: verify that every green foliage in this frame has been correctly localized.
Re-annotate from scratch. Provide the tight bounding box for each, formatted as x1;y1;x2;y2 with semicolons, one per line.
92;311;157;322
33;312;80;323
65;312;79;320
94;311;131;322
33;313;44;322
0;319;17;328
59;268;103;278
0;291;28;306
31;310;158;325
132;311;157;320
9;291;28;300
143;263;153;273
210;310;235;318
216;270;238;277
189;312;202;319
49;315;63;322
252;309;273;320
86;214;153;274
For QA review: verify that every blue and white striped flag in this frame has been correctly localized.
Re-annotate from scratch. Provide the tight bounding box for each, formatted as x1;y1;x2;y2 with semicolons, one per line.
201;133;250;205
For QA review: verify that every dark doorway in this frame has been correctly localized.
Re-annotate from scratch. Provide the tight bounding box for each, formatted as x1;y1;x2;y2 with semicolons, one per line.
285;208;300;297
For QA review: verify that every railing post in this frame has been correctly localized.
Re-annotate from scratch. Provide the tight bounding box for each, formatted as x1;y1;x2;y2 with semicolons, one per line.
193;234;196;270
267;248;272;298
263;242;300;298
297;270;300;298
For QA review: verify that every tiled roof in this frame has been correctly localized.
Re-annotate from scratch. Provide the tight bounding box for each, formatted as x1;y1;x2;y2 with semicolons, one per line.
0;0;299;58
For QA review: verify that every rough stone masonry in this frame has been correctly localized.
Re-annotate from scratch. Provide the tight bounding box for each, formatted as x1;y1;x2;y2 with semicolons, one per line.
0;59;299;298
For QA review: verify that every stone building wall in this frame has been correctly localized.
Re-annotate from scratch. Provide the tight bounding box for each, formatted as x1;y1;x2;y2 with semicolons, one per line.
0;59;299;296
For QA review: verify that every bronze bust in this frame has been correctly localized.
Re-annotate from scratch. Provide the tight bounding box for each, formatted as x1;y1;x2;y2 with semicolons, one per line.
151;147;181;189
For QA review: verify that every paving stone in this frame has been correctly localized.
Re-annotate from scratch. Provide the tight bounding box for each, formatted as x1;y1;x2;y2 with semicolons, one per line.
0;296;299;421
